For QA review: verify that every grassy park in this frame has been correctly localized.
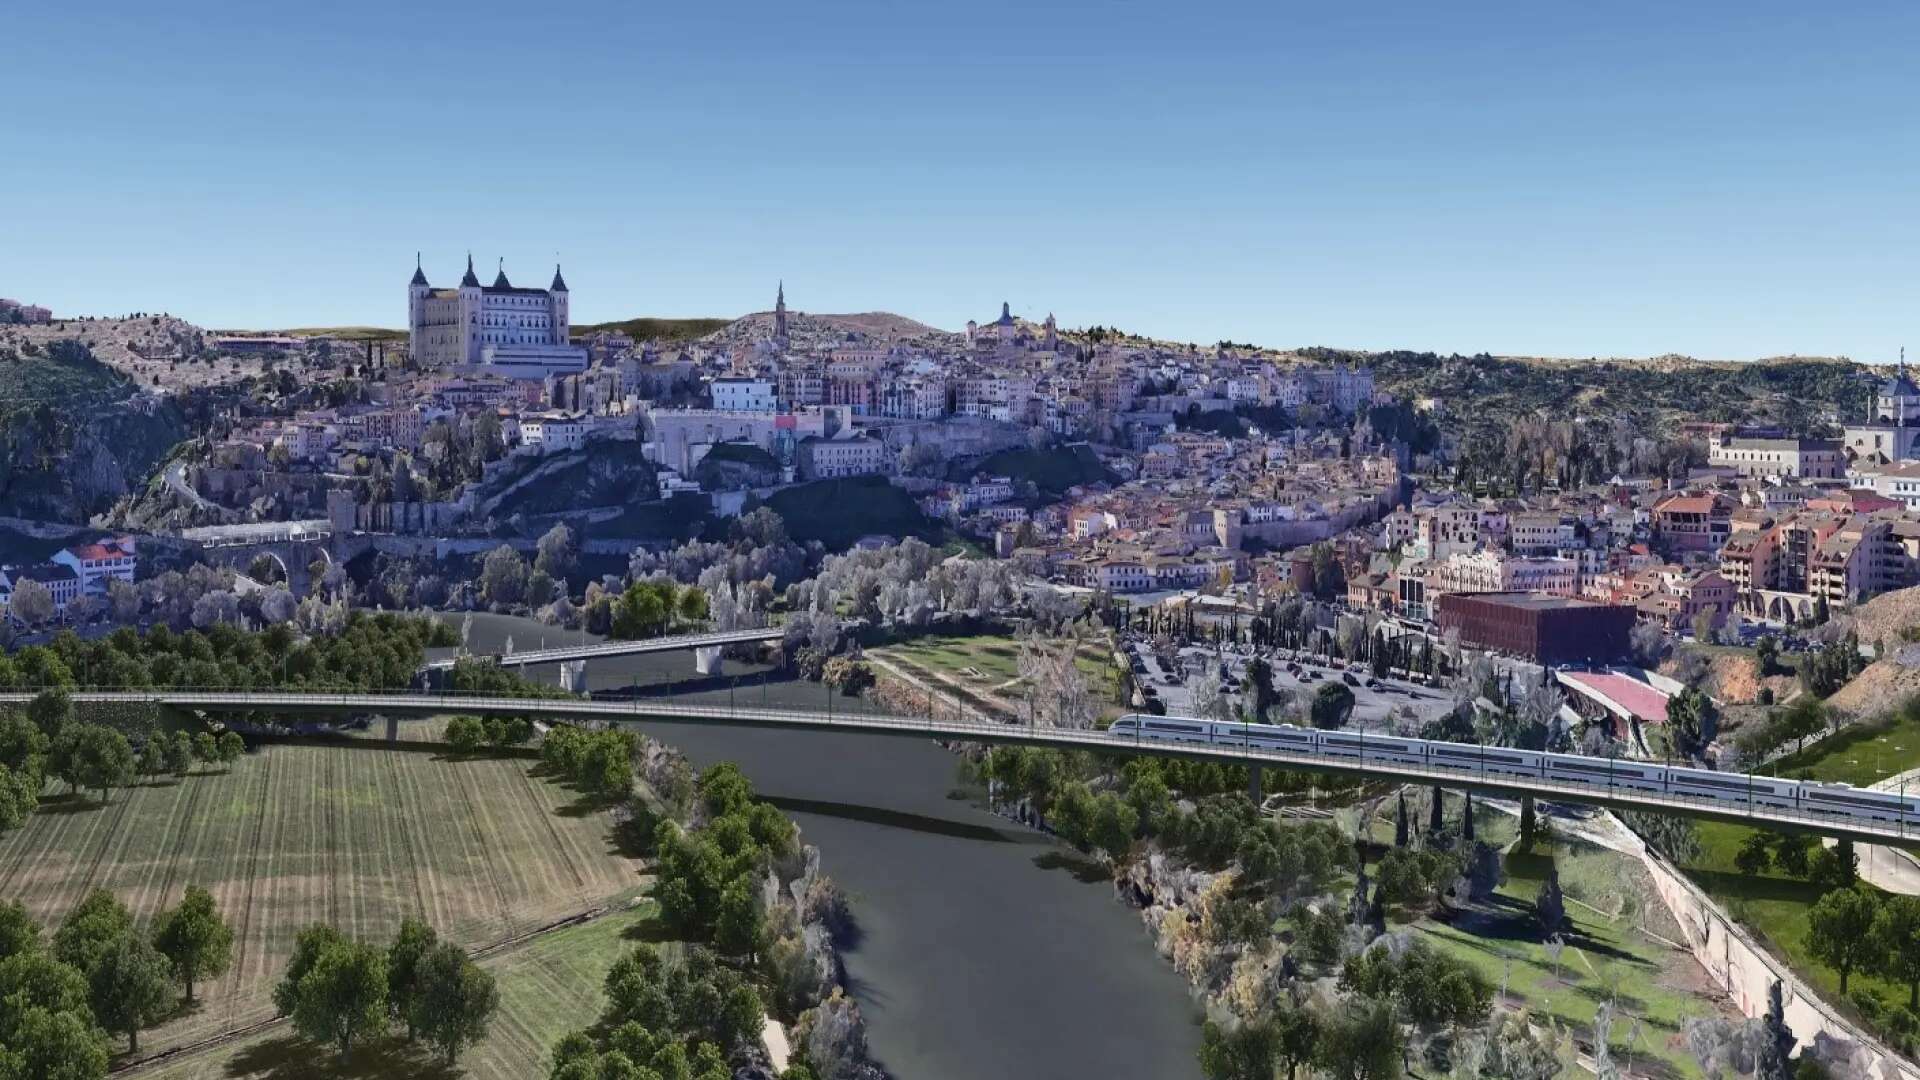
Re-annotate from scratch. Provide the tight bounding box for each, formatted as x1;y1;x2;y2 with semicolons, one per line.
1420;842;1717;1079
0;734;644;1062
871;632;1127;720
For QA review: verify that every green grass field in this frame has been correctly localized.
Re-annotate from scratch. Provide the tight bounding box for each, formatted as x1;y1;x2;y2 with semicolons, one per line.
0;738;644;1064
875;634;1125;719
1769;710;1920;787
1679;819;1912;1024
1417;842;1718;1079
143;904;666;1080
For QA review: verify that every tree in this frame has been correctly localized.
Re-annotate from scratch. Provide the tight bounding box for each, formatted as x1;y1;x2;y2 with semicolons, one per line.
1199;1018;1280;1080
52;726;135;804
613;582;671;640
1534;863;1566;939
1874;895;1920;1010
1310;682;1356;730
88;934;174;1053
163;731;195;777
1807;886;1879;994
9;579;55;626
53;890;132;977
27;688;74;740
1809;839;1860;895
1;1003;109;1080
138;740;167;783
535;524;578;582
273;924;347;1017
1316;1001;1404;1080
0;900;40;961
215;731;245;768
151;885;232;1005
443;715;487;757
1754;635;1780;677
713;876;766;963
385;917;437;1040
0;949;91;1044
1666;686;1719;760
478;546;529;608
192;732;218;765
1271;1003;1323;1080
1735;831;1775;877
288;938;389;1061
410;941;497;1066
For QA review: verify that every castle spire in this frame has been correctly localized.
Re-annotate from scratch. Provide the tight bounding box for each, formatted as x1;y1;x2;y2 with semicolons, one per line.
410;251;428;287
551;262;568;292
460;252;479;288
492;257;511;290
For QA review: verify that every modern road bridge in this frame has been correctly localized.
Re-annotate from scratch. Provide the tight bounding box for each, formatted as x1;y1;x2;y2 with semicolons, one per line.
420;627;785;671
14;688;1919;846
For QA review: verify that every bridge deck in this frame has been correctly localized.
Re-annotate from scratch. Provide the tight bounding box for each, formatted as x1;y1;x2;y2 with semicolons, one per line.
421;627;785;670
14;688;1918;847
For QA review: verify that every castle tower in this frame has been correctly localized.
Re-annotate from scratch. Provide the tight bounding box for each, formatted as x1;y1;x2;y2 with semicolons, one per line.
774;281;789;343
457;252;482;365
550;264;570;345
1043;311;1057;350
407;253;430;361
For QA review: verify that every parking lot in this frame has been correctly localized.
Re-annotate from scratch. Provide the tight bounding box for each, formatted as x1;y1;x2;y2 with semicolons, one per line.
1126;640;1457;729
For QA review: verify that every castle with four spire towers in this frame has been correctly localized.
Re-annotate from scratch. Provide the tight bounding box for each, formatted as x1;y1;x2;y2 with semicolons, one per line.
407;254;587;378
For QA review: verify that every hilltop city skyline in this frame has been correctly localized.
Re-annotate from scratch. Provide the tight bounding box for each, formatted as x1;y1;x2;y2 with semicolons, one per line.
5;2;1919;359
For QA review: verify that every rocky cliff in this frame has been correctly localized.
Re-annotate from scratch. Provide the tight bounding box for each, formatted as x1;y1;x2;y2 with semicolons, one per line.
0;340;188;522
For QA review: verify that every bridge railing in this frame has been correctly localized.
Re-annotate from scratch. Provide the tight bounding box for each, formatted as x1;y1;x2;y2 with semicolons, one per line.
8;684;1917;845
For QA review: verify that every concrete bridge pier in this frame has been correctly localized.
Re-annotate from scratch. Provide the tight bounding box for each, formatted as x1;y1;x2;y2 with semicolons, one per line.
386;715;399;743
559;660;588;695
1248;764;1263;803
694;647;724;676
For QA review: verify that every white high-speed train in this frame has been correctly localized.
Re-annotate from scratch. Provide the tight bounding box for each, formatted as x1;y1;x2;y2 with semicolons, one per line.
1106;714;1920;828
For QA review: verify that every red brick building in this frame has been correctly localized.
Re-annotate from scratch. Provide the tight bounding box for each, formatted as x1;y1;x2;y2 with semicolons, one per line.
1435;591;1636;666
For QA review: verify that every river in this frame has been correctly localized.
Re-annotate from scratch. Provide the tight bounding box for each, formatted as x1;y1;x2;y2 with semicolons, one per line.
433;612;1203;1079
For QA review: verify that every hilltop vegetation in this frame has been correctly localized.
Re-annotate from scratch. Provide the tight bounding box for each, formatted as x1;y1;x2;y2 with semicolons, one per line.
267;325;408;342
1336;348;1870;437
572;316;732;343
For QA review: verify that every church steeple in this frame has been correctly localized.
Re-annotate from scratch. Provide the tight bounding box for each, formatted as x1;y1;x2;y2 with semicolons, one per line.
773;280;789;341
459;252;480;288
410;252;429;287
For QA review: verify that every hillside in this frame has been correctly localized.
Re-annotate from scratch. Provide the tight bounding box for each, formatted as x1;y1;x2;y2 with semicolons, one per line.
570;315;732;344
956;444;1116;497
704;310;957;352
269;325;408;342
766;474;942;549
0;340;189;520
469;438;660;522
0;313;277;390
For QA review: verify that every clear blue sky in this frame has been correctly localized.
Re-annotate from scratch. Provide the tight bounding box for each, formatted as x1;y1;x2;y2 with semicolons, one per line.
4;2;1916;360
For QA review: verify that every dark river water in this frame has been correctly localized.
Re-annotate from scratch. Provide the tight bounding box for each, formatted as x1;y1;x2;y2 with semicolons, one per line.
434;612;1203;1080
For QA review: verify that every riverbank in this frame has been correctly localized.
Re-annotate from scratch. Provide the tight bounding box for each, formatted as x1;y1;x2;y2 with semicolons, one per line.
436;611;1206;1079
